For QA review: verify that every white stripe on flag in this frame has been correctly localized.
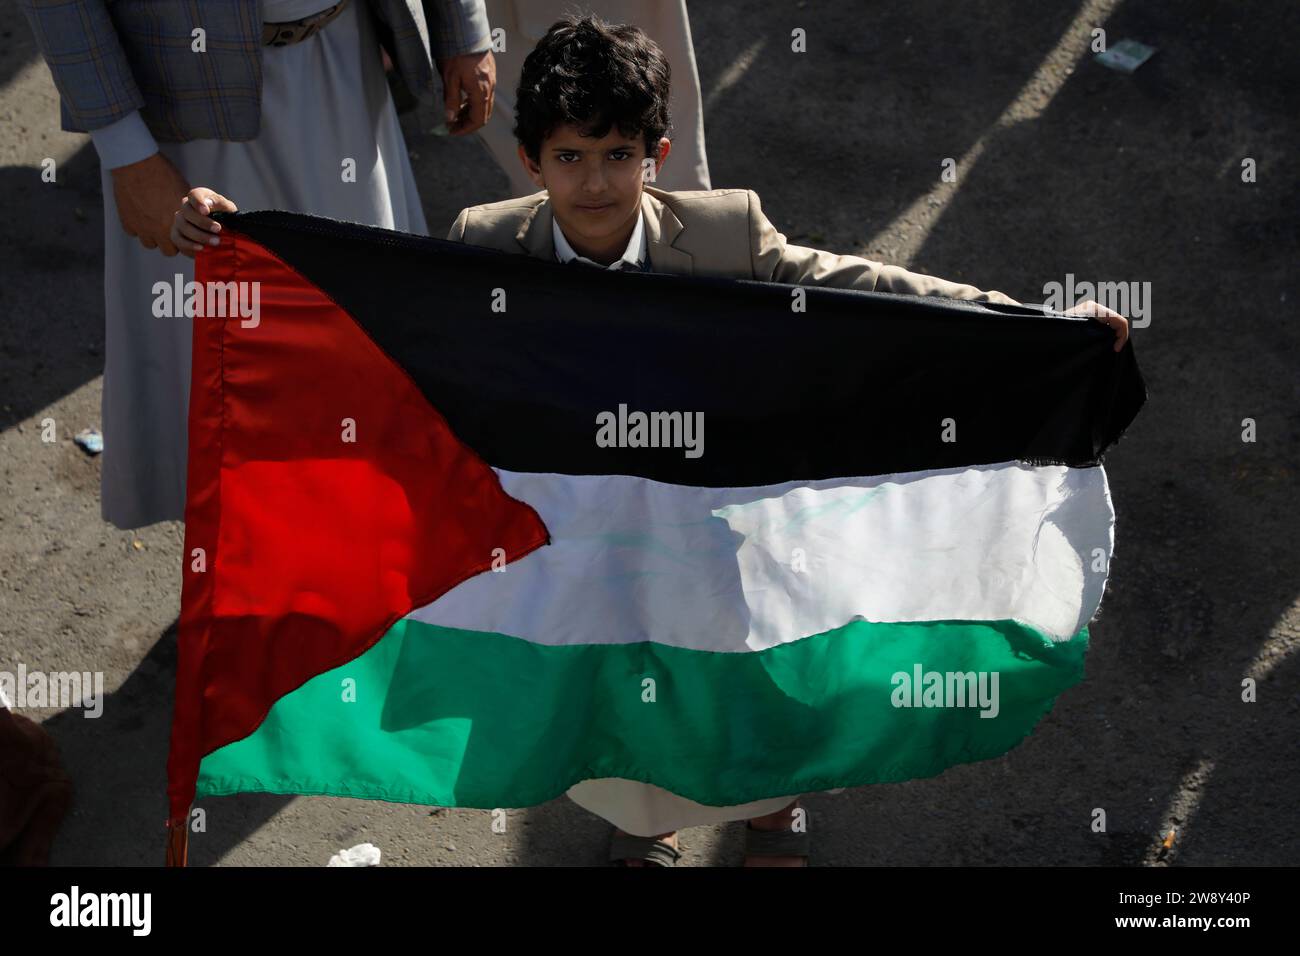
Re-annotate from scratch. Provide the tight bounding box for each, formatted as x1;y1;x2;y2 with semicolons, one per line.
409;461;1113;648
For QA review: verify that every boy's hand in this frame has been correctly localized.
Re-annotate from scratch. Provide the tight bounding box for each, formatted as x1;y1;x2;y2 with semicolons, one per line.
170;188;238;258
110;152;192;256
1064;299;1130;352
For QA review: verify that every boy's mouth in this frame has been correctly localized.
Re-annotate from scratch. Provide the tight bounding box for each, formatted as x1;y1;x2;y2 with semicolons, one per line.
576;202;615;212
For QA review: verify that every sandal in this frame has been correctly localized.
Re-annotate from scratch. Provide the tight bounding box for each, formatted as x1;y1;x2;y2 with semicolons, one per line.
743;820;810;866
608;831;682;867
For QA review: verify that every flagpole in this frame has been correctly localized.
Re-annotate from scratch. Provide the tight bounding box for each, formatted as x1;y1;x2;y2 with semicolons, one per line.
165;817;190;867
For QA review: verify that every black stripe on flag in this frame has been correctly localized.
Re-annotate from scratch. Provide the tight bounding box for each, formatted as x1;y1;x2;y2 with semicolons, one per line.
214;211;1146;486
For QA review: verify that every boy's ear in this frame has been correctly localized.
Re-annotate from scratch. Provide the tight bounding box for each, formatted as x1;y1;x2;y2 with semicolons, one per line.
517;144;546;190
643;137;672;183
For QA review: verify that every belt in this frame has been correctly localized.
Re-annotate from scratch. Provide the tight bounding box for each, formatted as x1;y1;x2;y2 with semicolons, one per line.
263;0;351;46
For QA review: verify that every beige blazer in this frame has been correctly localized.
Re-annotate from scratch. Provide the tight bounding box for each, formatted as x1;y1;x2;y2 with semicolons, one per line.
447;185;1019;304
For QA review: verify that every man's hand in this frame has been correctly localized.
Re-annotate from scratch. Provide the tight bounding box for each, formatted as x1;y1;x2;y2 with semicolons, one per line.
110;152;192;256
170;188;239;258
1065;299;1130;352
436;49;496;135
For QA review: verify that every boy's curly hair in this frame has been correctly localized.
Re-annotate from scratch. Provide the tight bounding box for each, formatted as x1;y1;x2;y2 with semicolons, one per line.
513;13;672;166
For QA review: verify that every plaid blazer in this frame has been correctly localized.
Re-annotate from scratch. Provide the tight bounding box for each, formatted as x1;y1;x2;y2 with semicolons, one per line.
18;0;491;141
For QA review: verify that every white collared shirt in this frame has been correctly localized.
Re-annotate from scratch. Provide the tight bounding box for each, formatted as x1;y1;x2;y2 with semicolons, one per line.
553;207;647;270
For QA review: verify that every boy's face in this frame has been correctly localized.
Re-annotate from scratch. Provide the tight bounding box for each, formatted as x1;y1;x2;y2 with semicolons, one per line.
519;123;671;264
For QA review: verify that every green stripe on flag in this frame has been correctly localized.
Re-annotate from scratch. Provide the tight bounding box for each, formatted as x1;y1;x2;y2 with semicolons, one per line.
197;617;1088;809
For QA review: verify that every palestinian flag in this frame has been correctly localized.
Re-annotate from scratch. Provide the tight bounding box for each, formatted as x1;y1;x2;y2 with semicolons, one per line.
167;211;1145;856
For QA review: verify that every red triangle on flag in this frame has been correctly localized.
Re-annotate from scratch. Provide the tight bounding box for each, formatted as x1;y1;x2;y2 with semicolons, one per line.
167;229;549;830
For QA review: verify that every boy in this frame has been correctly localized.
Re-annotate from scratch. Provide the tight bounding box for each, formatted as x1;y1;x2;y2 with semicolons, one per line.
444;14;1128;867
447;17;1128;334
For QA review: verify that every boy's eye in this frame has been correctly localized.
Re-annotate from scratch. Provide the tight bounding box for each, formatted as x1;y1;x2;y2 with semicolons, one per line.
556;150;632;163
